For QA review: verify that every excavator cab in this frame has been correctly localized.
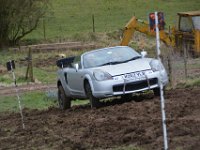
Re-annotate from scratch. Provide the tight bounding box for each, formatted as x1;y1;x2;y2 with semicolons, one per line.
175;11;200;55
120;11;200;57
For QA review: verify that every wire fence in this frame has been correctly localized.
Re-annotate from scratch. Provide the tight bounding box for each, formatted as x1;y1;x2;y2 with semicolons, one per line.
162;51;200;89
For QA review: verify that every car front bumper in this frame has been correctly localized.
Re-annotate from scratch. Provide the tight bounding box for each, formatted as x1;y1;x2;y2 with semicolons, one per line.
91;70;168;98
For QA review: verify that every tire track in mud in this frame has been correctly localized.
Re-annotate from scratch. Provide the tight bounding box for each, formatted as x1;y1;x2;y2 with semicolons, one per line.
0;87;200;150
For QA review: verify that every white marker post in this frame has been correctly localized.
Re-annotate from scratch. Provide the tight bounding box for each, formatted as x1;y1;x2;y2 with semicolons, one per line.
155;12;168;150
7;60;25;129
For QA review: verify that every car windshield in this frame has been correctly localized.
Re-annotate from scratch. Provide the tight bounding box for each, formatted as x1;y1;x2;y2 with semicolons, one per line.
83;47;141;68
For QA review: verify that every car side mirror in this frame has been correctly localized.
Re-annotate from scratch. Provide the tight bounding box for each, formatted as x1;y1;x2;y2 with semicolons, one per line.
141;50;147;58
74;63;79;72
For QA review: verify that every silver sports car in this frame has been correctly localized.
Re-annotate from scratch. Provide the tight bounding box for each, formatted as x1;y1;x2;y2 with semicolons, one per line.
56;46;168;109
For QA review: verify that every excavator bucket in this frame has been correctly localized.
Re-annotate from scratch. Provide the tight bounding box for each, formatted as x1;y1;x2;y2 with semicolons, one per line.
120;17;137;46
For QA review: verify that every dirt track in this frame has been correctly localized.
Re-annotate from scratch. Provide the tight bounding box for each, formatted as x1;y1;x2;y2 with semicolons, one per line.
0;87;200;150
0;84;56;96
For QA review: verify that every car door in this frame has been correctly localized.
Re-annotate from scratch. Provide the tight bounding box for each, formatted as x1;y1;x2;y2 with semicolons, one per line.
59;68;72;96
67;56;85;96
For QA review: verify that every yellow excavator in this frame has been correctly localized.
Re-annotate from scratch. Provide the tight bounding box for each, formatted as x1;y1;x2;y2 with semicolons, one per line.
120;11;200;56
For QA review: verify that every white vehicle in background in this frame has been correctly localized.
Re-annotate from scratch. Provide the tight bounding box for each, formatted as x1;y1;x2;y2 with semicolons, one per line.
56;46;168;109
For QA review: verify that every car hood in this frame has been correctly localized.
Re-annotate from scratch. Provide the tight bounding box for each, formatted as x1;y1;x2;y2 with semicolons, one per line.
94;58;152;76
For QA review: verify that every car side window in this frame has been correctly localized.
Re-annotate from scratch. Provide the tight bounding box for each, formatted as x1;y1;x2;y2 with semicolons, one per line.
73;56;82;69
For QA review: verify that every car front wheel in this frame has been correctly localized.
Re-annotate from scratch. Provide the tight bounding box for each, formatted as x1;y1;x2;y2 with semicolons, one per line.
153;87;165;97
121;93;133;101
85;82;100;108
58;85;71;110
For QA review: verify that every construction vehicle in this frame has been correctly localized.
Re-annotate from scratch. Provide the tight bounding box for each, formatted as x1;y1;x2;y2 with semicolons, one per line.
120;11;200;56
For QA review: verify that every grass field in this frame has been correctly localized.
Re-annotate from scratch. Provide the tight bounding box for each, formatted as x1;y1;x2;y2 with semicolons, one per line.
25;0;199;42
0;91;56;112
0;48;88;85
0;91;90;112
0;51;57;85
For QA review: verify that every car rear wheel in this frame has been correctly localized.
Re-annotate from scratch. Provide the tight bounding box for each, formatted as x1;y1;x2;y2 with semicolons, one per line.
58;85;71;110
85;82;100;108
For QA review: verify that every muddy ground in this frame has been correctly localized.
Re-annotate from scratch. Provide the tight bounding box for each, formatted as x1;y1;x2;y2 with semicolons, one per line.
0;87;200;150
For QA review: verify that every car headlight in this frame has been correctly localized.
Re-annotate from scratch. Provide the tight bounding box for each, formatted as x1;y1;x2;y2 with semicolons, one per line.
150;59;164;72
93;70;112;81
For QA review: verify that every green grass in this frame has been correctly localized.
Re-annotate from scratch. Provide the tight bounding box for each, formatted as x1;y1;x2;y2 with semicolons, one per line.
177;77;200;88
0;47;87;85
0;65;57;85
0;91;90;112
33;67;57;84
73;99;89;106
0;91;57;112
0;70;29;85
24;0;199;42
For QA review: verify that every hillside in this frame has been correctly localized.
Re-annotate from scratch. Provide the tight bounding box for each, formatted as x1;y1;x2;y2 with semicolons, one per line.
26;0;199;42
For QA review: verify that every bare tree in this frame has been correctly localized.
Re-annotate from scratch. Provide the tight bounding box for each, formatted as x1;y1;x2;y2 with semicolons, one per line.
0;0;49;47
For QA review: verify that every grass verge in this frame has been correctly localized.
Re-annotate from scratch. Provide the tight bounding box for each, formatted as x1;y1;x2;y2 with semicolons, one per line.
176;78;200;88
0;91;56;112
25;0;200;42
0;91;90;113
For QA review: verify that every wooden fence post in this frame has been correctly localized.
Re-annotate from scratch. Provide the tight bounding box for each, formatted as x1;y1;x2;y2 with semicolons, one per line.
167;55;173;88
43;18;46;40
92;14;95;33
183;43;188;80
25;47;34;82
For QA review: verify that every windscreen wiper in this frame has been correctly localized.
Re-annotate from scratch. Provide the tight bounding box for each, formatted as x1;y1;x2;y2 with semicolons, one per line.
99;56;141;66
100;61;124;66
122;56;141;63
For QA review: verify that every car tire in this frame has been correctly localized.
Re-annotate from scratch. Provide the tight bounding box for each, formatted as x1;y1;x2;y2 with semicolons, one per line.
58;85;71;110
85;82;100;108
121;93;133;101
153;87;165;97
153;88;160;96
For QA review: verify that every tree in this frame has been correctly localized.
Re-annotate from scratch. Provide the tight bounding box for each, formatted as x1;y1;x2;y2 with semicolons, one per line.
0;0;49;47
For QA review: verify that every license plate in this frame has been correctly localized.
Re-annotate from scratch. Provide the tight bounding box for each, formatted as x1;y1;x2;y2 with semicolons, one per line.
123;71;146;81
